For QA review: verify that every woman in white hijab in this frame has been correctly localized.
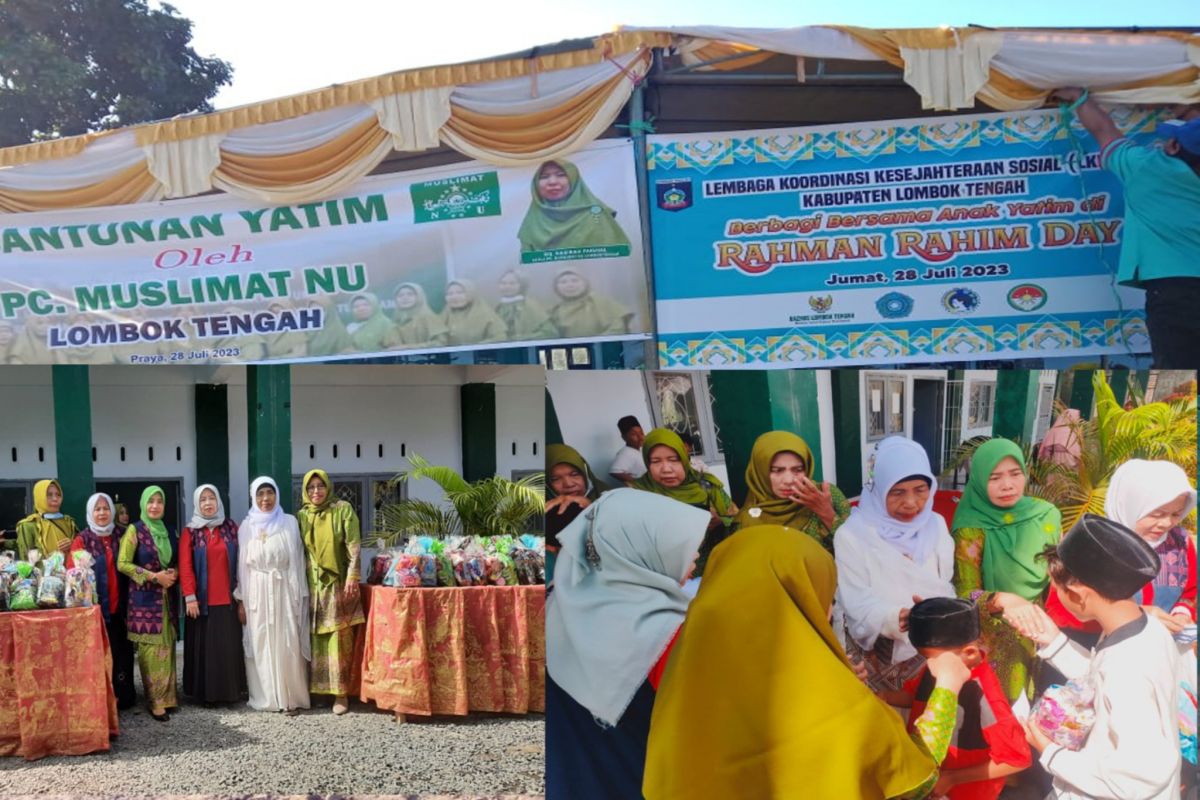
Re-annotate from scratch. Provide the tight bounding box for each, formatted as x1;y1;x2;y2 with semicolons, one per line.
235;476;311;714
72;492;136;709
1105;459;1197;633
546;488;711;800
833;436;955;692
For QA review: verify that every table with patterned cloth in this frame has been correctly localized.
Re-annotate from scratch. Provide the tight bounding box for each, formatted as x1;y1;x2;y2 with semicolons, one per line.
0;606;119;760
357;584;545;717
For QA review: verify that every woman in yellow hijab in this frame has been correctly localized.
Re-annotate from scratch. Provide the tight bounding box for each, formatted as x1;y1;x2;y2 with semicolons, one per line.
732;431;851;553
644;526;970;800
296;469;365;715
16;479;78;559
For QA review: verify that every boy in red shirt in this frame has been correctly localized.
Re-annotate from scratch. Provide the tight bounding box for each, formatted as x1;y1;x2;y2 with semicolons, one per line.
880;597;1032;799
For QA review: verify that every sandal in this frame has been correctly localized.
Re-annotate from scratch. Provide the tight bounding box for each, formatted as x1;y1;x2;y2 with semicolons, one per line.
150;711;169;722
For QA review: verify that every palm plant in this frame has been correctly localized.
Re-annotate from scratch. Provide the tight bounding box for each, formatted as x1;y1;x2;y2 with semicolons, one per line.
373;453;545;545
944;371;1196;531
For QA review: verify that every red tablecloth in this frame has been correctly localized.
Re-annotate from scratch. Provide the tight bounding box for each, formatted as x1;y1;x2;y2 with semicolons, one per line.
0;606;119;760
358;584;545;717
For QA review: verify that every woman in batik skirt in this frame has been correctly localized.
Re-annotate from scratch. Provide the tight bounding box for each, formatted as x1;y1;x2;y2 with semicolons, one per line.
117;485;180;721
296;469;364;715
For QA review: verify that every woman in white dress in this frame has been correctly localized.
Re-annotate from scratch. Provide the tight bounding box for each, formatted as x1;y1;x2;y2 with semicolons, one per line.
235;476;311;714
833;436;956;692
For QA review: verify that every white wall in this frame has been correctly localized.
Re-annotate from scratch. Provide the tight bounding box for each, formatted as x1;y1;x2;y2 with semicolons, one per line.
547;370;653;481
0;366;57;478
815;370;837;485
0;365;543;526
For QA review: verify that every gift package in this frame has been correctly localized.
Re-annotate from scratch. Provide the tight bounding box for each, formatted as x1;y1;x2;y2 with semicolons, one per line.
366;534;545;587
0;547;100;613
1031;680;1097;751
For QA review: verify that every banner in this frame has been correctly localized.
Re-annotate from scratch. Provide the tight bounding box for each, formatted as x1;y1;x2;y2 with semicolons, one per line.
0;139;650;365
648;109;1160;367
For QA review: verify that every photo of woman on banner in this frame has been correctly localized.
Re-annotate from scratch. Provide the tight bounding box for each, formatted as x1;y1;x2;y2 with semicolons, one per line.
304;295;355;358
549;268;634;338
7;313;57;364
387;282;448;349
345;293;393;352
209;306;267;362
517;159;631;257
0;319;17;364
264;300;309;360
441;279;506;345
495;269;557;341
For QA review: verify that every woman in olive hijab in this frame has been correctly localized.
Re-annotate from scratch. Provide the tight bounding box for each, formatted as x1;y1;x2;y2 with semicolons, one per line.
517;159;631;254
441;279;505;345
548;269;633;338
388;283;448;349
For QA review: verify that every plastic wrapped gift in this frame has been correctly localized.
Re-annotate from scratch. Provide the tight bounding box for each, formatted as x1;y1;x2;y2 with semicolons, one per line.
1031;680;1097;751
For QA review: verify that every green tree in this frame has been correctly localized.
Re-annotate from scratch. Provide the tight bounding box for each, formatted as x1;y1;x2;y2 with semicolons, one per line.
0;0;232;145
374;453;545;543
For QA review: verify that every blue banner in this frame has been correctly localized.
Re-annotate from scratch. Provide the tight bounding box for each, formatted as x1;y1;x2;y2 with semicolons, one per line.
648;109;1161;367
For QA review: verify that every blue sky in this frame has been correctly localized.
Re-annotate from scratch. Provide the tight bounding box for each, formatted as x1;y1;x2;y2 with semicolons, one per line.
164;0;1195;109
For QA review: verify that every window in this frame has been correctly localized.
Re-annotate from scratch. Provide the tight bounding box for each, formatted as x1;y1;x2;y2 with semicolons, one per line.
645;371;723;463
538;345;593;370
866;375;906;440
967;382;996;428
291;473;405;542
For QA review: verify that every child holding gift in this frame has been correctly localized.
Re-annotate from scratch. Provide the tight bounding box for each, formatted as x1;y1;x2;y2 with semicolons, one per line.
1011;514;1182;800
878;597;1032;799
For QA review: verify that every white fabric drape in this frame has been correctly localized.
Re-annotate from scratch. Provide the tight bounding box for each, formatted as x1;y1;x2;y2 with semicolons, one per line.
451;51;646;114
0;131;143;190
144;133;224;199
440;54;650;167
220;105;375;156
900;33;1003;111
371;87;453;151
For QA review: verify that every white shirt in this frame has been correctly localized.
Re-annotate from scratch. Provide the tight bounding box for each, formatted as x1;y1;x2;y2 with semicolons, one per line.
1038;614;1182;800
832;511;955;664
610;445;646;480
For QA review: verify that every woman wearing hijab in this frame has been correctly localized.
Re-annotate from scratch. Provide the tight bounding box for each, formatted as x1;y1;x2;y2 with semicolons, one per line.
117;485;179;721
834;436;955;692
296;469;364;715
731;431;851;553
517;159;631;254
950;438;1061;703
306;295;355;357
644;525;971;800
495;269;556;341
546;489;711;800
441;279;505;345
1037;409;1083;468
263;301;309;360
70;492;136;709
16;479;78;559
236;476;310;714
115;502;131;530
345;293;393;353
545;443;610;581
387;283;448;349
0;319;18;364
631;428;737;579
547;269;633;338
179;484;245;706
1105;459;1197;628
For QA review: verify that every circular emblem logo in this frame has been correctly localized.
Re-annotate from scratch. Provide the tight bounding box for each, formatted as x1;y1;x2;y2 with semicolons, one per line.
941;287;981;314
1007;283;1048;312
875;292;914;319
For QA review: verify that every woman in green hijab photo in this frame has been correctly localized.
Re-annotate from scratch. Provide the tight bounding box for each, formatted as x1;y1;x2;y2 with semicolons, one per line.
345;293;394;353
548;269;633;338
517;159;631;254
950;437;1062;703
441;279;506;345
495;269;557;341
387;282;448;349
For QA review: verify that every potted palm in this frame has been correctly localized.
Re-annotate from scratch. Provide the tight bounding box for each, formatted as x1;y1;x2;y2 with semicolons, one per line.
945;371;1196;532
372;453;545;545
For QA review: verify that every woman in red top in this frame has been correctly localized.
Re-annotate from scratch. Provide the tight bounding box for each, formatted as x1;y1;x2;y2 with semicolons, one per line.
71;492;136;709
179;484;246;706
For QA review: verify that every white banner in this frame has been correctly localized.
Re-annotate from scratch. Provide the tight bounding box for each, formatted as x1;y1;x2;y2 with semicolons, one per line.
0;139;650;365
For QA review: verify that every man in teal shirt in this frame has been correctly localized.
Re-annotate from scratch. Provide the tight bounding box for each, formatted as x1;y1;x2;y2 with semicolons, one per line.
1055;90;1200;368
